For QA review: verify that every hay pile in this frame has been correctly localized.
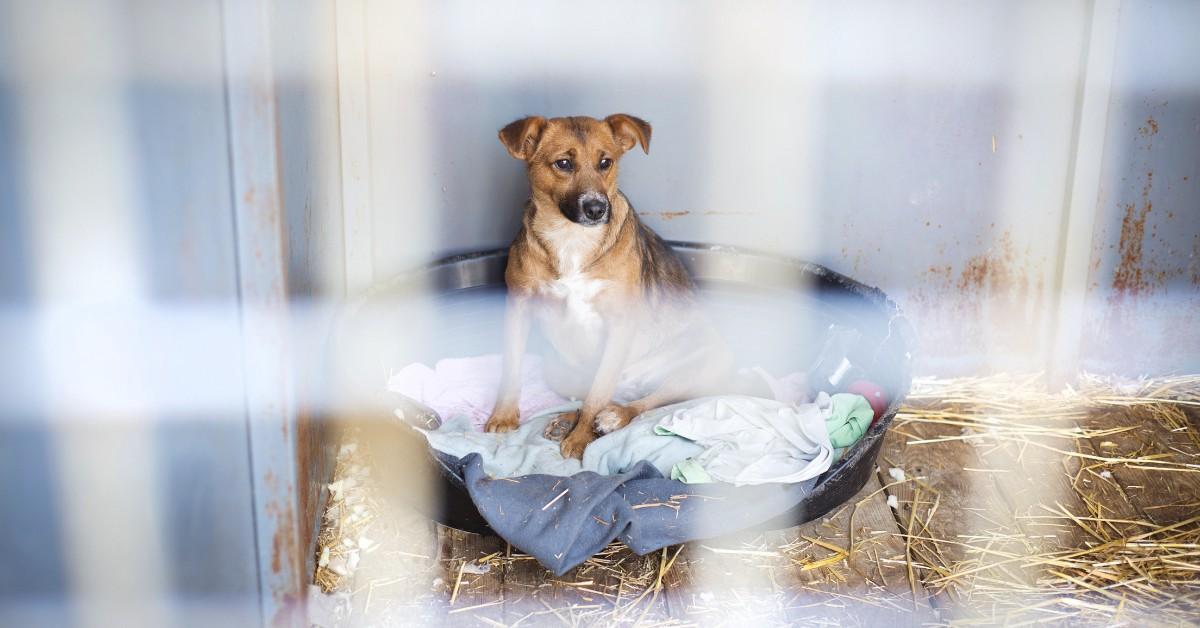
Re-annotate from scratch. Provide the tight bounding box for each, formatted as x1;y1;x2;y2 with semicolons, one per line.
890;373;1200;624
311;373;1200;626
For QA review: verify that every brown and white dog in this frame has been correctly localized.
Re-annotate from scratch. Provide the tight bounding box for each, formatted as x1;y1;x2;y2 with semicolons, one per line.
482;114;736;459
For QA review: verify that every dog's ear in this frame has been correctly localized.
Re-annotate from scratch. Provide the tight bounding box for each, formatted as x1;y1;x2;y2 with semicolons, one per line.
498;116;547;161
605;114;652;154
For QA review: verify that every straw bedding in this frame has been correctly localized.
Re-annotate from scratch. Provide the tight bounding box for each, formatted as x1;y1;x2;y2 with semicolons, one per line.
311;373;1200;626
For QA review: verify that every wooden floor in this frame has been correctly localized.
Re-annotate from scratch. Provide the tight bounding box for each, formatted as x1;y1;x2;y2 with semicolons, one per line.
312;375;1200;627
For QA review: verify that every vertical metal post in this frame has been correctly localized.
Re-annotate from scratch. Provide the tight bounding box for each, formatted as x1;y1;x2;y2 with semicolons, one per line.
220;1;304;624
1049;0;1122;385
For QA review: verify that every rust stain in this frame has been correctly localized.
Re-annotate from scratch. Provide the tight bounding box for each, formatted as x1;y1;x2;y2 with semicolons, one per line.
1082;147;1200;372
1192;234;1200;287
905;231;1046;366
295;406;334;582
1110;172;1154;302
265;479;300;593
269;499;301;626
272;525;283;574
1137;117;1159;137
656;210;690;220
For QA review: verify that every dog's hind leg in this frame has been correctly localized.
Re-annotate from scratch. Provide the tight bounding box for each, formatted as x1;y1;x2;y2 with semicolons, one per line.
541;409;578;442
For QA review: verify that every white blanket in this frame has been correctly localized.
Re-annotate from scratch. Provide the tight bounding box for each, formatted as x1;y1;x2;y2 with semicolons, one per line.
654;394;835;486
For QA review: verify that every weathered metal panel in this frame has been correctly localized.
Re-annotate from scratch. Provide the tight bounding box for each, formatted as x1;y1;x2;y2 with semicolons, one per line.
0;85;70;610
270;0;346;586
123;1;261;605
1080;0;1200;374
221;0;305;623
2;0;264;623
355;1;1097;373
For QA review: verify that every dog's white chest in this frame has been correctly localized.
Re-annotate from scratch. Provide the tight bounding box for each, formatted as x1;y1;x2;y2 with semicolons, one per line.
536;269;607;363
532;227;608;362
546;272;605;329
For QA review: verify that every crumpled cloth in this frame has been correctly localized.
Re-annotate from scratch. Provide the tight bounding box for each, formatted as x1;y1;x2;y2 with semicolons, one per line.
420;403;704;479
827;393;875;449
420;394;874;486
652;393;874;486
456;453;818;575
653;394;836;486
387;355;568;430
389;354;812;432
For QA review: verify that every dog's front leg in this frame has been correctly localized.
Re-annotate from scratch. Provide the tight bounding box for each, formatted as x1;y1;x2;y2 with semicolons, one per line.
560;320;634;459
484;295;531;432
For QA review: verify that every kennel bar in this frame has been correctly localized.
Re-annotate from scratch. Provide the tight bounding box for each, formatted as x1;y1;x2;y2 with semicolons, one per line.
0;1;1198;627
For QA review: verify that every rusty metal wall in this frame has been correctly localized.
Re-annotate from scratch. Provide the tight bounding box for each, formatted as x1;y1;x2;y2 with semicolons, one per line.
1;2;1196;626
1080;0;1200;374
0;1;262;625
349;0;1197;376
0;1;344;625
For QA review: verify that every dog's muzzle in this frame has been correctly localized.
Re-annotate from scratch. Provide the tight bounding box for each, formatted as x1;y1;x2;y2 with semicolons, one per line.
561;191;610;226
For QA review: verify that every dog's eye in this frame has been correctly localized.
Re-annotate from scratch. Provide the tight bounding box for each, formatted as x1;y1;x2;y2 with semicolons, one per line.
598;158;613;171
553;159;573;171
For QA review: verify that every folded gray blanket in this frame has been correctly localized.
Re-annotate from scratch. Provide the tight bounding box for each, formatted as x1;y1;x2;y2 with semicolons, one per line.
455;453;817;575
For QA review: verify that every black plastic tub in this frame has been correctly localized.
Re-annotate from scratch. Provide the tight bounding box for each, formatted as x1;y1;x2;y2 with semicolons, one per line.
338;242;915;535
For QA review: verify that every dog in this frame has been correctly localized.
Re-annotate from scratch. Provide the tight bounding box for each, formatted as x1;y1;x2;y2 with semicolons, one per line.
482;114;737;459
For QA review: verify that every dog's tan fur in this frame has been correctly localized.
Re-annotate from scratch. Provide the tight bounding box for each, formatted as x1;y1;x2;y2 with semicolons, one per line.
483;114;734;459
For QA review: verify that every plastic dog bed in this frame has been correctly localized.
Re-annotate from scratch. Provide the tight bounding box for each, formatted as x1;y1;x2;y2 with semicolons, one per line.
336;243;914;550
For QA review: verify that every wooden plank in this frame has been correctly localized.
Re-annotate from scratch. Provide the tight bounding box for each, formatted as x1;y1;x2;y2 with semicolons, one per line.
499;540;670;625
1081;405;1200;525
656;475;931;626
782;475;935;624
435;528;508;624
874;390;1194;624
339;491;442;626
876;409;1100;621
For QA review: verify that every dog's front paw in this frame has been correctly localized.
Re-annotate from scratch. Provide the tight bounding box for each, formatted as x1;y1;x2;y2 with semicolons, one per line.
542;411;578;442
483;408;519;433
559;429;595;460
594;404;637;435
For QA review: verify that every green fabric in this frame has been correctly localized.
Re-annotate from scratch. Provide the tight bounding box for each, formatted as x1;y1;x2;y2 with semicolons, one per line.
826;393;874;449
669;458;713;484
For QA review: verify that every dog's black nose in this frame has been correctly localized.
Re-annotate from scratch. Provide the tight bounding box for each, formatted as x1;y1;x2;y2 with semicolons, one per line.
581;197;609;221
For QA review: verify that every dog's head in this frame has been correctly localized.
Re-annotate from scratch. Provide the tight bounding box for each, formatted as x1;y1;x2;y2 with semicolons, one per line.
499;114;651;226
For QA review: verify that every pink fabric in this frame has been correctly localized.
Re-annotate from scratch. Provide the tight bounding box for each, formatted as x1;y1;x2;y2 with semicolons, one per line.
388;354;569;430
389;354;813;431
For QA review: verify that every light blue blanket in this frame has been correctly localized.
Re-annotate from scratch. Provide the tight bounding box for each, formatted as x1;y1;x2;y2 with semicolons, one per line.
421;402;704;479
